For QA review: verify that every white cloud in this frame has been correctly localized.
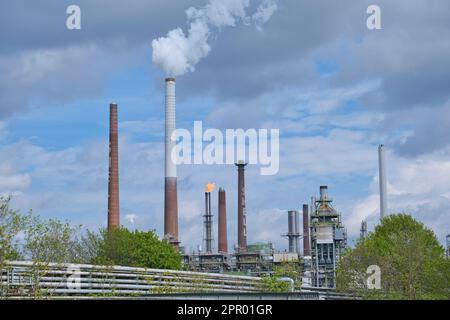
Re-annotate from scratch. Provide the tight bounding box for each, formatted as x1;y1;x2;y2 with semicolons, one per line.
125;213;138;224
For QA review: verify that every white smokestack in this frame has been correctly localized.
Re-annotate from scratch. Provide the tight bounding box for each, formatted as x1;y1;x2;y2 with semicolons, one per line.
152;0;278;77
378;144;388;220
165;78;176;178
164;77;178;245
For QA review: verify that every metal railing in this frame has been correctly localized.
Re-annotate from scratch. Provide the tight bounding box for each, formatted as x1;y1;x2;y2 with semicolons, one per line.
1;261;263;297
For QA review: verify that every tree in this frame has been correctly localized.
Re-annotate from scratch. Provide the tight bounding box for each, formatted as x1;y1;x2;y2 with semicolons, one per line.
23;216;83;264
91;228;182;270
0;196;28;263
337;214;450;299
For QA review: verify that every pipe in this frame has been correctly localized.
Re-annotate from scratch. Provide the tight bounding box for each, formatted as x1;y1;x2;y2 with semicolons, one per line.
164;78;179;245
108;103;120;231
218;188;228;254
378;144;388;220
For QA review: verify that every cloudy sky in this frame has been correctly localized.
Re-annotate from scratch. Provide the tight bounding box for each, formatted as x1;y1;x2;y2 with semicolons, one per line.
1;0;449;252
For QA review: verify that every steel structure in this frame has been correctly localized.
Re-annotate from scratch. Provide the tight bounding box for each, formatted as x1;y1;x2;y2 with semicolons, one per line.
310;186;347;288
1;261;261;297
203;191;213;253
360;221;368;239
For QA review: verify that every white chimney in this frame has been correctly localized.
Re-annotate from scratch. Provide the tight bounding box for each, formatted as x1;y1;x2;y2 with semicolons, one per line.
378;144;388;220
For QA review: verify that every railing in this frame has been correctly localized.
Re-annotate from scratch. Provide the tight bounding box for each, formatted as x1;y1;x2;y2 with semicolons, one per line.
0;261;263;297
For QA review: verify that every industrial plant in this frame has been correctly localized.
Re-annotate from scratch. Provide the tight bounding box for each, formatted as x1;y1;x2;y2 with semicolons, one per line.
100;77;401;290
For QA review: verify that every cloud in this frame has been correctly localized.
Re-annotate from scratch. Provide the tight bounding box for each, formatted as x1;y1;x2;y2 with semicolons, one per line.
1;0;450;251
125;213;137;224
151;0;277;76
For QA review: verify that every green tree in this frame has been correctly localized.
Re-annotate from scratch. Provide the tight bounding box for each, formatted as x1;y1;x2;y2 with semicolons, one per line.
92;228;182;270
337;214;450;300
0;196;28;263
259;261;301;292
23;216;82;264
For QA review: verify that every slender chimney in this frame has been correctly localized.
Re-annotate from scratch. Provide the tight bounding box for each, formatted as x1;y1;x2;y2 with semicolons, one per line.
218;188;228;254
164;78;179;245
302;204;310;256
235;161;247;252
378;144;388;220
203;191;213;253
108;103;120;231
287;210;299;253
294;210;300;254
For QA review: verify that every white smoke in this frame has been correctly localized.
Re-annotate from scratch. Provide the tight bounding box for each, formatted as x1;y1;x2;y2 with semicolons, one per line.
152;0;278;77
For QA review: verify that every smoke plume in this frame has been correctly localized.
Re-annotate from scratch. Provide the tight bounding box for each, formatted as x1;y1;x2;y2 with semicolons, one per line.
152;0;278;77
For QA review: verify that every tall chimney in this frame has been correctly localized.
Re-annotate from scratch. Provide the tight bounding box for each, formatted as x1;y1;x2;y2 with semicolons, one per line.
287;210;299;253
378;144;388;220
302;204;310;256
218;188;228;254
108;103;120;231
294;210;300;254
235;161;247;252
203;191;213;253
164;78;179;245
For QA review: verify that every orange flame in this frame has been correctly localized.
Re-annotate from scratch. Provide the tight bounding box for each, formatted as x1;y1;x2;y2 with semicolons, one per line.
205;183;215;193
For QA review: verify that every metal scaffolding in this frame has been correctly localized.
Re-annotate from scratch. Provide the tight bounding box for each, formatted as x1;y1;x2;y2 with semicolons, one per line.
310;186;347;288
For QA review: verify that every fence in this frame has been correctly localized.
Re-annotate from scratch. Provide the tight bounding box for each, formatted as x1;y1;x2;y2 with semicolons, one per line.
1;261;263;297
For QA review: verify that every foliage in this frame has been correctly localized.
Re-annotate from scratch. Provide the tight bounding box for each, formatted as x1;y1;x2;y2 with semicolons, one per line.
259;261;302;292
337;214;450;300
23;216;82;264
259;274;291;292
91;227;182;270
0;196;28;263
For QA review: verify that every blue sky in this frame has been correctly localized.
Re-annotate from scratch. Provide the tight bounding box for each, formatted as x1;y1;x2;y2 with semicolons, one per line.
1;0;450;252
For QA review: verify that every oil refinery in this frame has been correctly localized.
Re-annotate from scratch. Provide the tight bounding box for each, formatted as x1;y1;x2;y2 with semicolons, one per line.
102;77;396;290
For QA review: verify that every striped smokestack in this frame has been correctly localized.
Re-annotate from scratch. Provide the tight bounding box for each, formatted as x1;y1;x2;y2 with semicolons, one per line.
108;103;120;231
235;161;247;252
164;77;179;245
218;188;228;254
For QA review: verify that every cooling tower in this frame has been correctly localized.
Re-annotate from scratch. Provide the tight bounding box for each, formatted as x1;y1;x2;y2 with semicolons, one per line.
164;78;179;245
